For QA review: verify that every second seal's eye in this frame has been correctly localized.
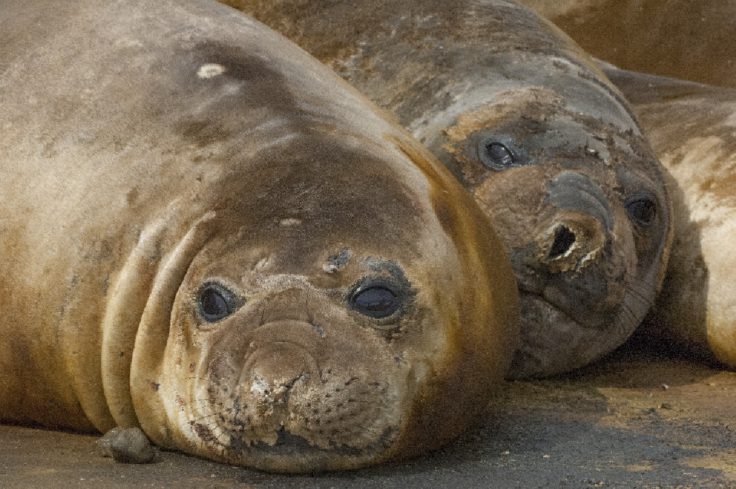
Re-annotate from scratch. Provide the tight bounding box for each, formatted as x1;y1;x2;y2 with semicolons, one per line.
198;283;240;322
479;139;515;170
626;197;657;226
350;285;400;319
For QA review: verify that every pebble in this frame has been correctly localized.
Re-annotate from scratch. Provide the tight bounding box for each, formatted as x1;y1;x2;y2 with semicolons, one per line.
97;427;157;464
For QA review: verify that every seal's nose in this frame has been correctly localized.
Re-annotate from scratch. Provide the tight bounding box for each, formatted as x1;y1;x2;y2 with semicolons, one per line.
538;215;606;273
243;341;317;404
547;224;576;259
537;171;612;273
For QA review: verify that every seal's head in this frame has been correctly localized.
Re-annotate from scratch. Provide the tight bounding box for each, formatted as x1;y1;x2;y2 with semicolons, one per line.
432;56;672;378
128;134;518;472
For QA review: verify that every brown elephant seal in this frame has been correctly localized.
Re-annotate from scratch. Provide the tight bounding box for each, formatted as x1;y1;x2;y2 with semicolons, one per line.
0;0;519;473
603;66;736;369
221;0;673;377
521;0;736;89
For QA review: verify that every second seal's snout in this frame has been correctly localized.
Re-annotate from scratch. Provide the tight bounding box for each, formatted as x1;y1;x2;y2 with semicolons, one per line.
546;171;613;231
537;171;613;273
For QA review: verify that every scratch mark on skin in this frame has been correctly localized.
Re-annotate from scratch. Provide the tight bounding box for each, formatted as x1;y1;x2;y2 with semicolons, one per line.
197;63;226;79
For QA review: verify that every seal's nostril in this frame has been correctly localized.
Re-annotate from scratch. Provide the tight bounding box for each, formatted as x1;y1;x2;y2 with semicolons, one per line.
548;225;576;259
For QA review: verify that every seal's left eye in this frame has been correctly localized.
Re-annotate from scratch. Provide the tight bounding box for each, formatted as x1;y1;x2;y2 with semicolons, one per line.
479;139;516;170
350;285;400;319
198;284;239;322
626;197;657;226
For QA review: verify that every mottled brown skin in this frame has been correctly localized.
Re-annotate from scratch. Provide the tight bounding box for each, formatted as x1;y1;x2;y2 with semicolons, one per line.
521;0;736;90
221;0;673;378
0;0;519;473
604;67;736;369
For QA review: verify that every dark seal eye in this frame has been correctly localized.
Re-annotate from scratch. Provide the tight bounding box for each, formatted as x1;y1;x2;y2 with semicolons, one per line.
626;197;657;226
198;283;240;322
478;139;516;170
350;285;400;319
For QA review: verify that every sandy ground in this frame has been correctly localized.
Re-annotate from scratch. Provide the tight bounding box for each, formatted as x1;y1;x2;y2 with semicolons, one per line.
2;339;735;489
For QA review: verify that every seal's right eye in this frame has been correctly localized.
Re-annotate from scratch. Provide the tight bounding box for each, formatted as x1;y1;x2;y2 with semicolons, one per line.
478;139;516;170
625;196;657;227
350;285;401;319
198;283;240;322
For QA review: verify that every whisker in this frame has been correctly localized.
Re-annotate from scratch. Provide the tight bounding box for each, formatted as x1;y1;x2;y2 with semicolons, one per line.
617;301;639;336
185;376;211;382
190;412;221;423
625;281;655;308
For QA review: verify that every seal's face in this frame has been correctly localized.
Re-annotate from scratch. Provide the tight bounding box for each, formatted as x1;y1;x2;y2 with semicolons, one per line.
174;248;420;471
441;86;671;378
132;137;515;472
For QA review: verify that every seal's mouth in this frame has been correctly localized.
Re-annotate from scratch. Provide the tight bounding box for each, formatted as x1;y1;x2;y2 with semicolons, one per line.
510;280;650;378
518;285;617;334
227;424;398;458
519;289;583;328
191;379;401;472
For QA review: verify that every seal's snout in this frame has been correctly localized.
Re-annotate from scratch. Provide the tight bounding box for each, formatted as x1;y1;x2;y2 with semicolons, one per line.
537;171;612;273
202;314;403;455
546;171;613;230
244;342;314;404
239;317;325;401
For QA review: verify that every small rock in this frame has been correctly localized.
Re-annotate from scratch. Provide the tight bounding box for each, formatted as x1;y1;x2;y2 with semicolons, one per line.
659;403;674;410
97;427;123;457
97;427;157;464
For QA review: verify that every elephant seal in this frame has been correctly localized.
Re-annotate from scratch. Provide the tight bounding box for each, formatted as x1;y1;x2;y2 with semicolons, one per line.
604;66;736;369
222;0;673;377
0;0;519;473
521;0;736;89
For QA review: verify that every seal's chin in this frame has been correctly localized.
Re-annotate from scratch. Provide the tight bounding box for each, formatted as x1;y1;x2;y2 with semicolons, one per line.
508;292;631;378
218;424;398;472
187;386;399;472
